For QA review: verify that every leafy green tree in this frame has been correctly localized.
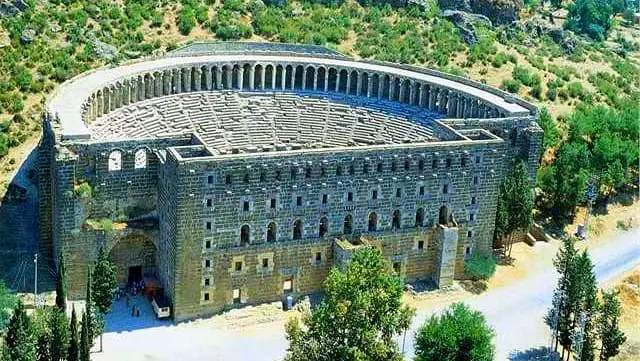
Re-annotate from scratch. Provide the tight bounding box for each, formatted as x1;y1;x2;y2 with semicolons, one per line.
2;301;36;361
0;280;18;332
566;0;615;40
56;252;67;311
35;316;52;361
68;307;79;361
284;247;415;361
597;291;626;361
494;159;534;257
91;247;118;314
49;308;69;361
414;303;495;361
546;237;578;354
79;312;90;361
538;107;559;149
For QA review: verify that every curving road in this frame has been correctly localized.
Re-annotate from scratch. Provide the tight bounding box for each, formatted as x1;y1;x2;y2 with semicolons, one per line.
93;230;640;361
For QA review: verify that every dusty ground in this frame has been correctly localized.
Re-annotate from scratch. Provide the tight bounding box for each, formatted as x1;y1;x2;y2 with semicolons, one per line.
607;268;640;361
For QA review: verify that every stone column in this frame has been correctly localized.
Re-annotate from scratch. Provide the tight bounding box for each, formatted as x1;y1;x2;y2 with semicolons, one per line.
324;70;329;92
335;71;341;92
438;89;448;113
96;91;103;117
389;78;396;100
183;69;191;92
205;67;213;90
260;67;266;90
238;67;244;90
216;67;223;90
193;68;202;91
409;82;415;105
399;80;406;103
291;66;297;89
428;86;438;110
447;93;457;117
271;66;277;90
418;84;425;107
145;75;153;99
172;69;180;94
377;77;384;99
122;80;130;106
301;67;307;90
249;66;255;90
346;71;351;95
110;85;117;111
154;72;162;96
313;68;318;91
129;78;137;103
225;67;232;90
367;76;373;98
456;95;464;118
114;83;123;108
163;70;171;95
138;76;145;101
281;67;287;90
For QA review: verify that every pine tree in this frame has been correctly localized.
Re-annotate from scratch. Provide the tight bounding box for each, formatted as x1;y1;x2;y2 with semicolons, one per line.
35;317;52;361
573;251;598;361
2;301;36;361
49;308;69;361
91;247;117;314
68;306;79;361
55;252;67;311
598;291;626;361
80;312;91;361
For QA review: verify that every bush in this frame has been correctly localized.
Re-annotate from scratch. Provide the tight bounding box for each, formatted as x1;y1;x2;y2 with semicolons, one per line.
464;254;496;281
101;219;113;232
491;52;507;68
177;7;197;35
500;79;521;94
75;182;92;199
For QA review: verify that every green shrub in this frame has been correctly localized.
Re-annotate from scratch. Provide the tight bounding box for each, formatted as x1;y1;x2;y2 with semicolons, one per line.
101;219;114;232
500;79;521;94
491;52;507;68
75;182;92;199
177;7;197;35
464;254;496;281
546;86;557;101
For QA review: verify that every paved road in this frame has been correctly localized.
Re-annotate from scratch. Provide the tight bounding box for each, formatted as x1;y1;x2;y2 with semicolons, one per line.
94;230;640;361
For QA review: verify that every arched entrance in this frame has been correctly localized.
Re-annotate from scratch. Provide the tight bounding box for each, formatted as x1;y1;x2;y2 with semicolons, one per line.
108;234;157;286
438;206;448;225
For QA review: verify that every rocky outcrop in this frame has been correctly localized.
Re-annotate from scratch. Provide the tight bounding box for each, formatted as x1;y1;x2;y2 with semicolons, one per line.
438;0;523;25
20;29;35;44
442;10;492;45
0;0;28;18
503;16;579;54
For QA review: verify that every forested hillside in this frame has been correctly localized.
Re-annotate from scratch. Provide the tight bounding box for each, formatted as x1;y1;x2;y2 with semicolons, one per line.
0;0;638;223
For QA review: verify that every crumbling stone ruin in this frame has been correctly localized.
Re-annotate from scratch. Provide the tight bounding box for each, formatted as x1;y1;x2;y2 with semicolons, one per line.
39;42;541;321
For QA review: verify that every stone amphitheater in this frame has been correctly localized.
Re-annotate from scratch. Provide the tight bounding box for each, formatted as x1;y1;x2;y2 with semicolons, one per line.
39;42;542;321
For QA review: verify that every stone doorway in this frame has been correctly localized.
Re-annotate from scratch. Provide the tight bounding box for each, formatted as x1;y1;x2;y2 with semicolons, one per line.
108;233;157;286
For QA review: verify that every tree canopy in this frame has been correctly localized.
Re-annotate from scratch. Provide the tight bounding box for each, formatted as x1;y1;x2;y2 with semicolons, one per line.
284;247;414;361
414;303;495;361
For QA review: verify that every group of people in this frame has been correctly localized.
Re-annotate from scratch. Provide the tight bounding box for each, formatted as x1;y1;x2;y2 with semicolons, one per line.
112;280;147;318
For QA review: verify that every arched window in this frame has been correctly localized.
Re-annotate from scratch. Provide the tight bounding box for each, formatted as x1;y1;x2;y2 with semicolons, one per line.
134;149;147;169
439;206;448;225
368;212;377;232
240;225;250;245
293;219;303;240
267;222;277;242
392;210;401;230
415;208;425;227
319;217;329;238
108;150;122;172
343;214;353;235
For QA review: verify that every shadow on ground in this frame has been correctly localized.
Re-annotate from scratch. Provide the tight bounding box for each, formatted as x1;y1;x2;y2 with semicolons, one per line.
0;147;55;293
103;294;172;333
508;346;560;361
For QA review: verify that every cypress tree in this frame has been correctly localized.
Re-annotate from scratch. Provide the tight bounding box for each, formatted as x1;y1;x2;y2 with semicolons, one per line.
55;252;67;311
92;247;117;314
85;267;98;347
68;306;79;361
49;308;69;361
80;312;91;361
35;316;52;361
574;251;598;361
598;291;626;361
2;300;36;361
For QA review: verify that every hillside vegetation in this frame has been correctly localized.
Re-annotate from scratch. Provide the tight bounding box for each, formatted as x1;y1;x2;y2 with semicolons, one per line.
0;0;638;223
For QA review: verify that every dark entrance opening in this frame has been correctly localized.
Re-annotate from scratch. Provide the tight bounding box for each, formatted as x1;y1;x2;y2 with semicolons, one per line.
128;266;142;285
438;206;448;225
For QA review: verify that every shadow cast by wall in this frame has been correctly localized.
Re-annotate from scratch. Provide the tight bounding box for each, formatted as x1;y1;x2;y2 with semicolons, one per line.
509;346;560;361
0;146;55;293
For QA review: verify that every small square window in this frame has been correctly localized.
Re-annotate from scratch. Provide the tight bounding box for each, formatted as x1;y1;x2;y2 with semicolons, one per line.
349;164;355;175
233;289;241;304
377;162;383;173
225;174;232;185
473;176;479;185
291;168;297;180
204;278;210;286
363;163;369;174
243;173;250;183
260;172;266;182
418;240;425;250
419;186;425;196
270;198;277;209
404;159;410;170
475;155;481;164
446;158;452;168
471;196;477;205
391;161;397;172
467;230;473;238
418;159;425;171
206;222;212;230
469;213;475;222
205;240;211;249
443;185;449;194
315;252;322;263
243;201;250;212
235;261;243;272
262;258;269;268
296;196;303;206
204;292;210;301
320;167;326;177
305;167;312;178
347;192;353;202
322;194;328;204
205;259;211;268
207;175;214;184
461;158;467;167
396;188;402;198
336;165;343;176
206;198;213;207
432;158;438;169
372;190;378;200
275;170;281;181
465;247;471;255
